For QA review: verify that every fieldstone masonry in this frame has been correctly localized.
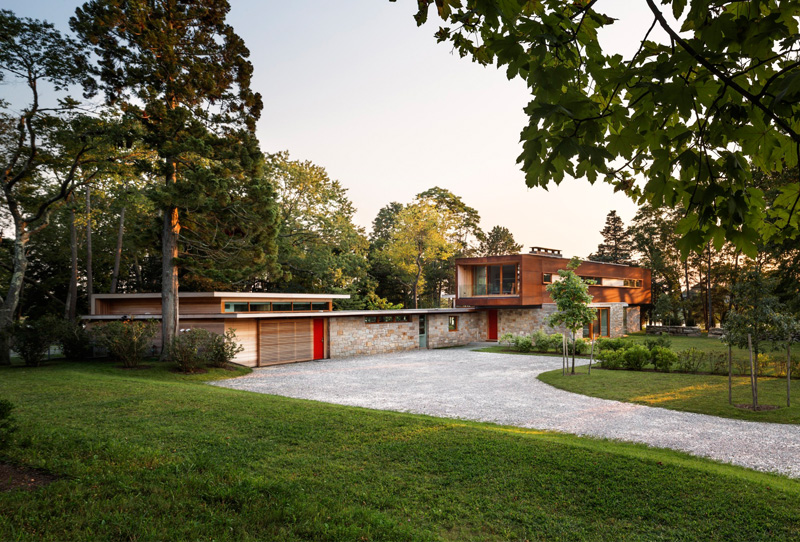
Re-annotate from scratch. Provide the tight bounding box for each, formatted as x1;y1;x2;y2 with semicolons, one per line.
626;306;641;333
329;316;418;357
427;312;486;348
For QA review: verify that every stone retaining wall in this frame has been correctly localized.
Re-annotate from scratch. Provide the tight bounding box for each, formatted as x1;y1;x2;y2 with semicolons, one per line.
646;325;702;336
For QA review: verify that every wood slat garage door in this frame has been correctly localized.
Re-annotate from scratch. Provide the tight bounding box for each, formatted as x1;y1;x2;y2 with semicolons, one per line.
259;319;314;365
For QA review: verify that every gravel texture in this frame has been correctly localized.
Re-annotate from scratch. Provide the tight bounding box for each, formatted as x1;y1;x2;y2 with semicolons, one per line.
213;347;800;478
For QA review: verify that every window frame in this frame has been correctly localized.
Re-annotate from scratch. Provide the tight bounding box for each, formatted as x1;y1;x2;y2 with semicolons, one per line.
470;264;518;297
448;315;458;332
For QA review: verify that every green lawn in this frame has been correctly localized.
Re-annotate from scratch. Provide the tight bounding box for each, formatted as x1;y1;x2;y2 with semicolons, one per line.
539;366;800;424
1;360;799;540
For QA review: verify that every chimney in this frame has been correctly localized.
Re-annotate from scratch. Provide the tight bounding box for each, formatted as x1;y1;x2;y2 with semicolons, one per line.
529;246;562;257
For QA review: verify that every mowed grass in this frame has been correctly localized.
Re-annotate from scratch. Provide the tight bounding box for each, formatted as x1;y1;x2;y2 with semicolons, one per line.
0;360;799;540
539;366;800;424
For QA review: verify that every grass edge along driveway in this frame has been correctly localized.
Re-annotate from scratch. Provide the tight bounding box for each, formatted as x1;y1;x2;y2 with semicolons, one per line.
0;359;798;541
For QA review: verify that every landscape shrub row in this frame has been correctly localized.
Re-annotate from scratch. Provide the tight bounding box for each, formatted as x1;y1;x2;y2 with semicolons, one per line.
7;317;243;373
500;330;590;355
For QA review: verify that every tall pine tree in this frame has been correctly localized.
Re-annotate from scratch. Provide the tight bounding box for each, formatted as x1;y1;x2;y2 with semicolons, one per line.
72;0;274;355
588;210;632;265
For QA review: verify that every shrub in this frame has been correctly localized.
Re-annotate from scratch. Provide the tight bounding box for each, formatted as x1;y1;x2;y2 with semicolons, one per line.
568;338;590;355
203;329;244;368
643;332;672;351
549;333;565;353
622;344;651;370
651;346;677;372
511;334;533;353
54;318;92;360
594;337;627;351
499;333;515;347
10;318;58;367
531;330;552;352
168;328;208;373
0;399;16;451
676;348;705;373
93;320;157;368
707;352;727;374
598;349;622;369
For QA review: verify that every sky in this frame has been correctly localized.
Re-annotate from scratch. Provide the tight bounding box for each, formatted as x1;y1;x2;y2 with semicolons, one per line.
4;0;669;259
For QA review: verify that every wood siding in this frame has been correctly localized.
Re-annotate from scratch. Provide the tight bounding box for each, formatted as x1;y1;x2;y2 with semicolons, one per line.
224;319;258;367
259;319;314;366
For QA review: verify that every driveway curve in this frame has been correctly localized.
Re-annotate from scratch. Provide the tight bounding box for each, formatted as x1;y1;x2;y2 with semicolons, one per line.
213;348;800;478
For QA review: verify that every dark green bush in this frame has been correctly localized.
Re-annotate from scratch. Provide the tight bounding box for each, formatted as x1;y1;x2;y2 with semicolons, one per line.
598;349;622;369
622;344;651;370
644;332;672;350
568;338;590;355
93;320;157;368
10;318;58;366
651;346;678;372
0;398;17;450
594;337;627;351
54;318;92;360
168;329;207;373
531;330;552;352
202;329;243;368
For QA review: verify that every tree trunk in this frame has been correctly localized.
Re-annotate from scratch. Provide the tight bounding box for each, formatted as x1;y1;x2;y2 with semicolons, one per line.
683;260;691;323
161;204;180;360
85;186;93;301
562;334;566;376
748;334;758;409
571;329;576;374
588;338;595;375
728;343;732;405
133;254;143;293
0;229;30;365
706;243;713;330
66;207;78;320
110;206;126;294
788;343;792;408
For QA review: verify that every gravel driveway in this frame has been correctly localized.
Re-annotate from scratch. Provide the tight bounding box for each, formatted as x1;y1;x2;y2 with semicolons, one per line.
213;347;800;478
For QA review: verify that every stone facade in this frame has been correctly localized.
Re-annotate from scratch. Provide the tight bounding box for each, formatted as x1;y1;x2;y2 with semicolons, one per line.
625;306;641;334
497;306;564;337
329;316;418;358
427;312;486;348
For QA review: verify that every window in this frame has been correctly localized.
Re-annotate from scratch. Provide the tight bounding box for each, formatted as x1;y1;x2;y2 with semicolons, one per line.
470;264;518;296
272;302;292;312
379;315;394;323
249;302;271;312
292;302;312;311
543;273;553;284
448;316;458;331
579;276;603;285
623;279;642;288
224;302;249;313
364;316;378;323
366;314;411;324
312;302;329;311
395;315;410;322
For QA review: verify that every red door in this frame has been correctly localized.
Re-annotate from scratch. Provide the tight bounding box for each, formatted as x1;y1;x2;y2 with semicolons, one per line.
313;318;325;359
487;309;498;341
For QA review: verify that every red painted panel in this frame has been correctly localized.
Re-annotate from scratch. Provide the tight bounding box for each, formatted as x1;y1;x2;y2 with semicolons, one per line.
313;318;325;359
487;309;498;341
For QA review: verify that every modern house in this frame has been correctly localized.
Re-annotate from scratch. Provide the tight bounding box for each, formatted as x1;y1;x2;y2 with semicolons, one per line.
86;248;651;367
454;247;651;341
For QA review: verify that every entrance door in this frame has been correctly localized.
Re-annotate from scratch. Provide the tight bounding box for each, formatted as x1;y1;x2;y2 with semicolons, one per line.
487;309;498;341
418;315;427;348
583;308;610;340
313;318;325;360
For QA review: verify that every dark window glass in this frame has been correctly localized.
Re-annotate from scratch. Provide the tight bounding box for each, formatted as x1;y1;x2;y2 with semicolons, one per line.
379;315;394;323
543;273;552;284
272;302;292;312
311;302;329;311
293;302;312;311
249;302;271;312
473;267;487;296
365;316;378;323
502;264;516;294
488;265;501;295
224;302;248;313
395;315;410;322
448;316;458;331
600;309;609;336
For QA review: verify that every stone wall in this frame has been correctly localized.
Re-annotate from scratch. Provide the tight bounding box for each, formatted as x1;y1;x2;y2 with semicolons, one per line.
626;306;642;334
427;312;485;348
646;324;702;337
329;316;418;358
497;306;566;337
609;304;625;338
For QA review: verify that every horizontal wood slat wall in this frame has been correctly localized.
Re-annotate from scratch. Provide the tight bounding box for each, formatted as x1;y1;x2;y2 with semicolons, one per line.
225;319;257;366
259;319;314;366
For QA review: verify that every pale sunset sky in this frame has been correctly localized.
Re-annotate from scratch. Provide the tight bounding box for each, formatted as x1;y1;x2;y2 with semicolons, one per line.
4;1;669;258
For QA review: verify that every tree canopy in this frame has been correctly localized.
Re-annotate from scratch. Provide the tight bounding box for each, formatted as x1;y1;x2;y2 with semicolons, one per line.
588;210;632;264
407;0;800;257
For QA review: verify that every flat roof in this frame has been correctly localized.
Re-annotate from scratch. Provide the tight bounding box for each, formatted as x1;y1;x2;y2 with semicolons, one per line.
82;307;477;321
92;292;351;300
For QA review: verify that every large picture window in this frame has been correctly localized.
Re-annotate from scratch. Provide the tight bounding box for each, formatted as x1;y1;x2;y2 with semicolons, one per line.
470;264;518;296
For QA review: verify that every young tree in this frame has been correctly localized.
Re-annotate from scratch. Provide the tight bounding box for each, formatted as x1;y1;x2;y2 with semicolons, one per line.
72;0;268;354
588;210;632;264
408;1;800;256
478;225;523;256
722;268;784;409
0;11;121;364
547;257;597;375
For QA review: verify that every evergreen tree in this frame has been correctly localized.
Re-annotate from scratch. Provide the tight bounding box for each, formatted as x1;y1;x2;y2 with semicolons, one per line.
478;226;523;256
72;0;275;355
589;211;632;265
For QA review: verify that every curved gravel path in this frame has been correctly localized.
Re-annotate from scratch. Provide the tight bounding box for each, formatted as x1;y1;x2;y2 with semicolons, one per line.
213;348;800;478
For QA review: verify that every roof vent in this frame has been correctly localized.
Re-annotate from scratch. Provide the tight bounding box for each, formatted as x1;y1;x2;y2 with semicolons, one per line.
529;246;562;257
